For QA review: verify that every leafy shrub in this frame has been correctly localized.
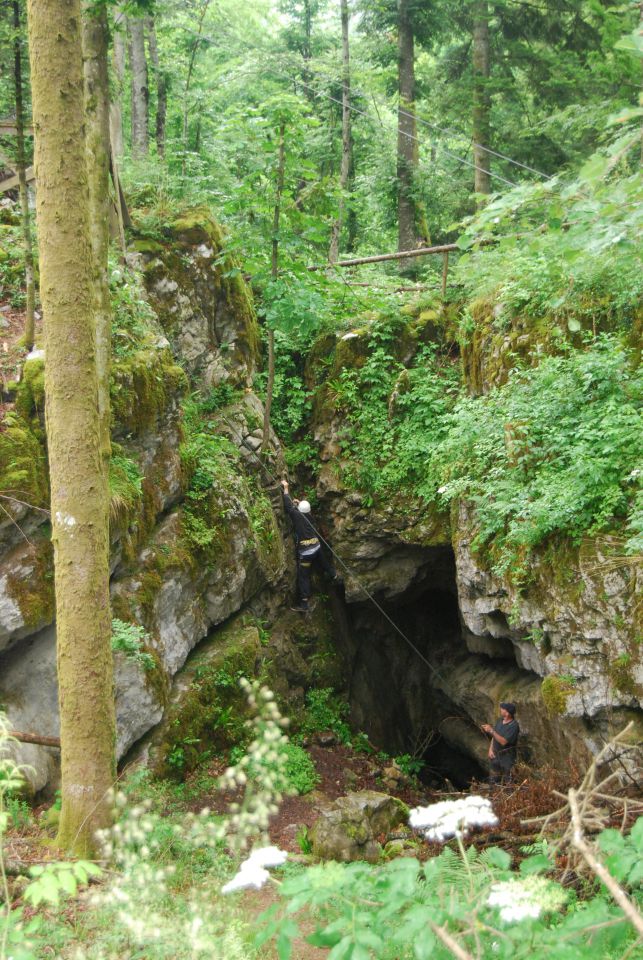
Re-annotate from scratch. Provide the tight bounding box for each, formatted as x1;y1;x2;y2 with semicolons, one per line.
111;618;155;671
432;337;642;578
295;687;352;744
279;743;319;795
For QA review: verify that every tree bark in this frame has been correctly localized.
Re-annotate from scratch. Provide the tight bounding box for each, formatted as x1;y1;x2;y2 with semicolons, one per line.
397;0;418;269
26;0;115;857
328;0;352;264
146;15;166;157
110;5;126;158
182;0;211;174
262;121;286;455
12;0;36;351
82;0;112;461
129;14;149;158
472;0;491;198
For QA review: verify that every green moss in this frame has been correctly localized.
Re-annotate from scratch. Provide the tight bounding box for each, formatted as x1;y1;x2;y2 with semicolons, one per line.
111;347;188;434
0;411;49;510
5;534;54;630
15;358;45;422
130;238;164;255
155;618;261;779
608;651;643;698
541;675;576;717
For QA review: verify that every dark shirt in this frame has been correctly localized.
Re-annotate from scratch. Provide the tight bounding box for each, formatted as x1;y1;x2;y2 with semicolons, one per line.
283;494;320;556
491;718;519;766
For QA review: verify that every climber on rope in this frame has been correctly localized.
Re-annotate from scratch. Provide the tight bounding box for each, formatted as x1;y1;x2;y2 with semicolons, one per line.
481;702;520;784
280;479;340;613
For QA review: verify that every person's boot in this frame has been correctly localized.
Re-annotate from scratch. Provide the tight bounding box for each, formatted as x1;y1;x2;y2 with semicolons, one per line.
290;600;310;613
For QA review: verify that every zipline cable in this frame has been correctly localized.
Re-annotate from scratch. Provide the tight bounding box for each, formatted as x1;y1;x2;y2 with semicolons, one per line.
219;412;452;688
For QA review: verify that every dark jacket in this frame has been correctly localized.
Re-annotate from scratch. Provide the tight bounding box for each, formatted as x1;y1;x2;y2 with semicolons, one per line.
283;494;321;558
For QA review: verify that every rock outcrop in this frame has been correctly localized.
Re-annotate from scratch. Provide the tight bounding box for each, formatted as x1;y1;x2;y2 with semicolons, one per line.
0;213;289;793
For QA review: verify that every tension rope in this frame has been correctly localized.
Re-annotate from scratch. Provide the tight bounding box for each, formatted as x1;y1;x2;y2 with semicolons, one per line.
220;413;451;689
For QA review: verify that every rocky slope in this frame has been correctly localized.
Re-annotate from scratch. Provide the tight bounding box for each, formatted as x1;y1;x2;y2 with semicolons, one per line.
0;208;639;794
305;311;642;778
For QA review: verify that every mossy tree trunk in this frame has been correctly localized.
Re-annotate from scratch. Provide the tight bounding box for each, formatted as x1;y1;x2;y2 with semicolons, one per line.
328;0;352;265
26;0;115;857
110;5;126;158
129;13;149;158
146;16;166;157
472;0;491;199
397;0;423;271
12;0;36;351
261;120;286;455
82;0;112;460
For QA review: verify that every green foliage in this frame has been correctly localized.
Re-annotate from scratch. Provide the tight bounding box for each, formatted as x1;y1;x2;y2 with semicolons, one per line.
5;795;30;830
259;818;643;960
110;259;160;358
295;687;352;745
393;753;425;778
433;337;642;578
109;451;143;527
111;618;156;671
24;860;102;908
279;743;319;795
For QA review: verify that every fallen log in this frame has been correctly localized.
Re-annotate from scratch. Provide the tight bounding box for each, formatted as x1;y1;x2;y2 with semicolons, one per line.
12;731;60;748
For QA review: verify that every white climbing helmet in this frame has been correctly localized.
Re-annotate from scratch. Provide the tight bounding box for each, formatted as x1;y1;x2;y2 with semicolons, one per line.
298;500;312;514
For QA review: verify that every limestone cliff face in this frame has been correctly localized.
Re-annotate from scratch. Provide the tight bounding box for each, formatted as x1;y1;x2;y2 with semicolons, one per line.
0;213;286;793
306;318;642;775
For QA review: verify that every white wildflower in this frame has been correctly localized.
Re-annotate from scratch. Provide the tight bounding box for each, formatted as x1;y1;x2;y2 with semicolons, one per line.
409;795;498;842
437;485;448;495
222;862;270;894
247;845;288;868
487;876;566;924
221;846;287;894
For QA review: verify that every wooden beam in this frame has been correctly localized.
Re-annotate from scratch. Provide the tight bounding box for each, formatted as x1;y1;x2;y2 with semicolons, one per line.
309;242;460;271
0;119;34;136
309;238;495;271
12;730;61;748
0;165;34;193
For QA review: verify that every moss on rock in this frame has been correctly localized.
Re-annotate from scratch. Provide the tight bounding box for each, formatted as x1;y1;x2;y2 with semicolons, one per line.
111;347;187;435
153;616;261;778
0;411;49;511
5;534;55;630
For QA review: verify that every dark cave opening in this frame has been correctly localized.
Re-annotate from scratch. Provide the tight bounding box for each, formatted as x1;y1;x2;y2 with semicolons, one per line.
343;546;489;789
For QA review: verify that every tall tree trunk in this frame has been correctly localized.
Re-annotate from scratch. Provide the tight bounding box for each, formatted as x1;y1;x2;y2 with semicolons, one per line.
129;14;149;158
262;122;286;455
328;0;352;265
397;0;418;268
26;0;115;856
110;5;126;158
472;0;491;198
12;0;36;351
82;0;112;460
182;0;211;175
145;16;166;157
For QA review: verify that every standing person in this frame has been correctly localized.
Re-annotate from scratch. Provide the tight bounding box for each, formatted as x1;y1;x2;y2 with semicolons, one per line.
481;702;519;783
280;479;339;612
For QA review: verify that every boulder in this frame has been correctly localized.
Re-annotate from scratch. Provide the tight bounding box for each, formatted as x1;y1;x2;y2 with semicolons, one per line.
309;791;409;863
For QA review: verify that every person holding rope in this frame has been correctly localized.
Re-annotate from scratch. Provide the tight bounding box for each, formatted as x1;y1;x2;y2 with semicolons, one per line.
481;702;519;784
280;479;339;613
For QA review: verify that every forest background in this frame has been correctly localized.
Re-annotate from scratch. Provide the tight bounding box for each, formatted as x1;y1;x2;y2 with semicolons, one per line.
0;0;642;957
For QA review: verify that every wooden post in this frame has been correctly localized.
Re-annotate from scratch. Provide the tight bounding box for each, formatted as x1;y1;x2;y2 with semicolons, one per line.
441;250;449;300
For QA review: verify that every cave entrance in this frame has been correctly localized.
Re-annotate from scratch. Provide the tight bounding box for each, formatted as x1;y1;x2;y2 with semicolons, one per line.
343;546;488;789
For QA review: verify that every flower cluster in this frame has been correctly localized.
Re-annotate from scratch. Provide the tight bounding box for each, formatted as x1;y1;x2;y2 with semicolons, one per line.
218;678;291;854
409;795;498;842
221;845;288;894
487;875;566;923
